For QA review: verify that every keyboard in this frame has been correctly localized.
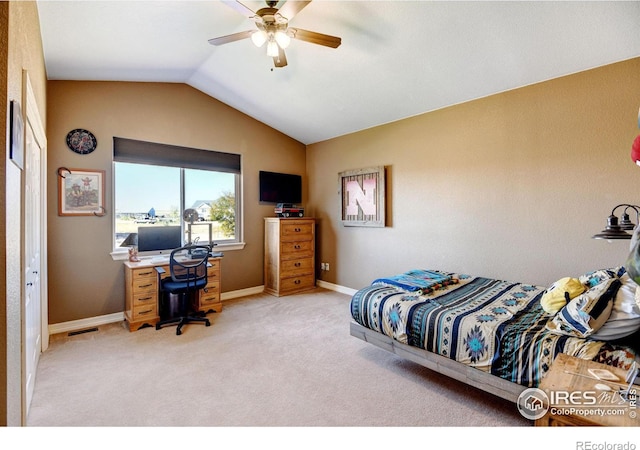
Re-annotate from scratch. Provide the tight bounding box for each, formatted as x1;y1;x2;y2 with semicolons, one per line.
149;256;169;264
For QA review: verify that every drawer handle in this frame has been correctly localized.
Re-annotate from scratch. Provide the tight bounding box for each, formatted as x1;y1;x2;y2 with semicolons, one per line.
203;288;209;293
294;245;301;249
294;279;301;285
138;283;153;289
137;296;153;302
139;271;154;276
139;309;153;315
294;262;301;267
294;227;301;232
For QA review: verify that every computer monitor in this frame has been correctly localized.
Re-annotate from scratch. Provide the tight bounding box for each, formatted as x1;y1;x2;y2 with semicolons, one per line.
137;226;182;255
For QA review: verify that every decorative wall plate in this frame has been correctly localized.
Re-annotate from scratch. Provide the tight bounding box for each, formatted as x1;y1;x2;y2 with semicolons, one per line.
66;129;97;155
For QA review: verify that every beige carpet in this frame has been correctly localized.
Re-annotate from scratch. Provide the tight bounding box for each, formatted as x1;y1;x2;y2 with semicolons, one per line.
27;288;530;428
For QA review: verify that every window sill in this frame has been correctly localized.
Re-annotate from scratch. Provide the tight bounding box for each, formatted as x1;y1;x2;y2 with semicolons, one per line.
110;242;246;261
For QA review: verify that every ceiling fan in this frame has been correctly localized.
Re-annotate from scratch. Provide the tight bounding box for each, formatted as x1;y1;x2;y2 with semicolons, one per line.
208;0;341;68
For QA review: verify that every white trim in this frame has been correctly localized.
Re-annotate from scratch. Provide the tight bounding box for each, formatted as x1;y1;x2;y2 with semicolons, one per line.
317;280;357;296
47;283;355;336
48;312;126;335
222;285;265;300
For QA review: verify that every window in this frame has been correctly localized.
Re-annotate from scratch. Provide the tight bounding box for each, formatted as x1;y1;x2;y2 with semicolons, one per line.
113;137;241;253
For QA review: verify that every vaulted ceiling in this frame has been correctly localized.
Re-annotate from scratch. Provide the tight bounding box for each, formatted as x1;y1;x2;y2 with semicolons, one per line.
37;1;640;145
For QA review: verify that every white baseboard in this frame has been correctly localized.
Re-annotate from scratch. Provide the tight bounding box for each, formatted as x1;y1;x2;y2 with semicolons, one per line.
49;282;355;335
317;280;357;296
221;285;265;300
48;312;126;335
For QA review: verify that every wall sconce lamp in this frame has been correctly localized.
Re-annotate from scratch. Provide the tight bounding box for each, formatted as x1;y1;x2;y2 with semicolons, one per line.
592;204;640;240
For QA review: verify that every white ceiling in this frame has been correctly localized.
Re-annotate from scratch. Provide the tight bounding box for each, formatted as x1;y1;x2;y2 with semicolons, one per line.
36;0;640;145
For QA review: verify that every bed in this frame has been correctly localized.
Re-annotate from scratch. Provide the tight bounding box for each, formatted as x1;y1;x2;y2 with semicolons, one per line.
350;267;640;402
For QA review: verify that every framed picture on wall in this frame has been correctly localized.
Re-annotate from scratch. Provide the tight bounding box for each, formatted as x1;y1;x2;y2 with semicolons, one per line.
339;166;386;227
58;168;106;216
9;100;24;170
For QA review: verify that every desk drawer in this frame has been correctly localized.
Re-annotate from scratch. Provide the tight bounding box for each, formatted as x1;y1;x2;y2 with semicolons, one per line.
200;281;220;299
131;303;157;321
132;267;157;281
207;268;221;282
132;277;157;294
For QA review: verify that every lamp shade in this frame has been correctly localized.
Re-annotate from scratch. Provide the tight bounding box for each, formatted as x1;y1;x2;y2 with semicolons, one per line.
592;215;633;240
631;134;640;166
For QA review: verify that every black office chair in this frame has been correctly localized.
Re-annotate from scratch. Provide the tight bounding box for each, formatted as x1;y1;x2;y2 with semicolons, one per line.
155;244;211;335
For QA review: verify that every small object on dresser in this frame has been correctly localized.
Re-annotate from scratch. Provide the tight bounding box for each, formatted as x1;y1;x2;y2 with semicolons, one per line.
274;203;304;218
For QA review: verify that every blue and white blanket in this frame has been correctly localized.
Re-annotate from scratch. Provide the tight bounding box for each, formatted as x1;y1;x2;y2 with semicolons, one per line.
351;270;637;387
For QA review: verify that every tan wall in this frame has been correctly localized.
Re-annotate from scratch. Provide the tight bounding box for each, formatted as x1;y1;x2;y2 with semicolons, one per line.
2;0;48;426
307;58;640;290
46;81;306;324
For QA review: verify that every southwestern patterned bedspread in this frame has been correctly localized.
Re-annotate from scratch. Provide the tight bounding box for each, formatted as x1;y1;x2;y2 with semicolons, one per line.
350;269;638;388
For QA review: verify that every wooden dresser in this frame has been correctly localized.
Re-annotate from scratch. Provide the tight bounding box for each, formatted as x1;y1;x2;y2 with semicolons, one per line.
124;256;222;331
264;217;316;296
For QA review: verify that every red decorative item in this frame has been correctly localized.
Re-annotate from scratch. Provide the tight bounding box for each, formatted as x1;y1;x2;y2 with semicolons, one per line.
632;134;640;166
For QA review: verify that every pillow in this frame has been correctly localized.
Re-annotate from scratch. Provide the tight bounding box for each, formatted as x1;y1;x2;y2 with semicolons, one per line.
546;277;620;338
540;277;586;315
578;268;619;289
590;271;640;341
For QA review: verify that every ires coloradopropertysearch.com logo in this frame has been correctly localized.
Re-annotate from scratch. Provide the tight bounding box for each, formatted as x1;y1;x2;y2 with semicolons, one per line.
517;386;637;421
517;388;549;420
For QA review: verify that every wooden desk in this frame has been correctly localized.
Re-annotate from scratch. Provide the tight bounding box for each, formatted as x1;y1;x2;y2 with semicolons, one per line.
535;353;638;426
123;256;222;332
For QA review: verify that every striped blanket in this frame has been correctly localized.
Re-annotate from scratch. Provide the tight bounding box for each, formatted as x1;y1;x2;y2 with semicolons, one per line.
351;270;637;387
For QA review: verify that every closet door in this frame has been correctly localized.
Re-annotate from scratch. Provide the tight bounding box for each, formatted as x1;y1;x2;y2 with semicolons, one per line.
22;73;47;422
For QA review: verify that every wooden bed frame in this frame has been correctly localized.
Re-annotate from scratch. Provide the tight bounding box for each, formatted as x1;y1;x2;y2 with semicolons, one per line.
350;321;527;403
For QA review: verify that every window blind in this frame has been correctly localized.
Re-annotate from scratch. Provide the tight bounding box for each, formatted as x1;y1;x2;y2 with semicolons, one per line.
113;137;241;174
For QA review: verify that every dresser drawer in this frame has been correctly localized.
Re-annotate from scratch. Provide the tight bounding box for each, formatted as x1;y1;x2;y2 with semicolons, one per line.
280;258;313;277
280;222;314;241
280;240;314;258
280;274;315;293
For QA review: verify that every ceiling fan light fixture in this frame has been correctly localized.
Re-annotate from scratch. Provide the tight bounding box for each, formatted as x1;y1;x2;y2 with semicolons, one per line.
275;30;291;49
266;38;279;57
251;30;267;47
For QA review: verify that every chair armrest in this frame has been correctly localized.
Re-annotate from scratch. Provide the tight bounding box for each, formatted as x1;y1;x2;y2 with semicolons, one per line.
154;266;166;275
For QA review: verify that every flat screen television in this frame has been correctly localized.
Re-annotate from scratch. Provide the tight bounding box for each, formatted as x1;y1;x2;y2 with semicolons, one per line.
259;171;302;204
137;225;182;255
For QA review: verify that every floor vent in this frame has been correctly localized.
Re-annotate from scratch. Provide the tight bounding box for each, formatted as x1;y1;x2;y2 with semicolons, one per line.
68;327;99;337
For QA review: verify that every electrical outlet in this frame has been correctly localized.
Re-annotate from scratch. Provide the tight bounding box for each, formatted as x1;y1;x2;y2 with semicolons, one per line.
320;263;326;271
325;263;330;271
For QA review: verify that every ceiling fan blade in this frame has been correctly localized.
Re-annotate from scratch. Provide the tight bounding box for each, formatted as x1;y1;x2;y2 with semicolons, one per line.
208;30;254;46
289;27;341;48
221;0;256;18
277;1;311;20
273;46;288;68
